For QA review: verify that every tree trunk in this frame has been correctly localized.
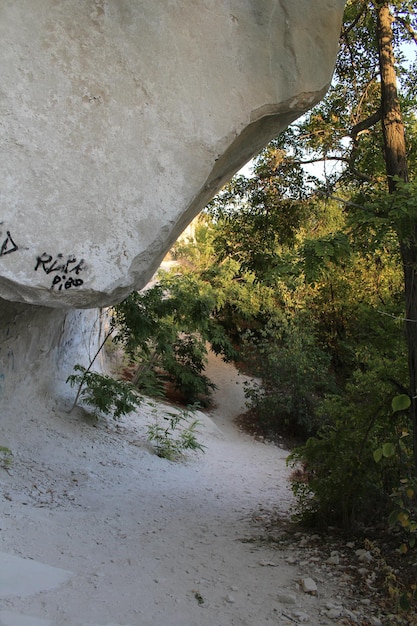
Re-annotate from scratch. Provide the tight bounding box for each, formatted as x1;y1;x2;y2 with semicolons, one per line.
375;1;417;473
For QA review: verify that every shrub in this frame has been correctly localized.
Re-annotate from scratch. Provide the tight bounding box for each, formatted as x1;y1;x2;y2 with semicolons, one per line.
288;356;410;529
243;316;335;439
67;365;142;420
147;406;206;460
113;278;236;406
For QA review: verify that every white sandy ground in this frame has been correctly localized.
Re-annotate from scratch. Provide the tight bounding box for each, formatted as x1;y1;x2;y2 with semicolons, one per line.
0;353;380;626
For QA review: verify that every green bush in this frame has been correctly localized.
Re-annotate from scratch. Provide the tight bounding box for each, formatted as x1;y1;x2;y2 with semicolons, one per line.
288;356;410;529
243;316;335;438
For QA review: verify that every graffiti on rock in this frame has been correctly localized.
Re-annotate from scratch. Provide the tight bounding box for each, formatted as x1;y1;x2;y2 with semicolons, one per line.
34;253;85;291
0;229;18;256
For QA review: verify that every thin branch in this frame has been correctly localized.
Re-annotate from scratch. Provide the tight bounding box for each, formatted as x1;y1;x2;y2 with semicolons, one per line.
395;14;417;45
296;155;376;184
377;310;417;324
68;326;115;413
352;74;379;128
298;155;349;165
342;2;368;36
315;191;366;211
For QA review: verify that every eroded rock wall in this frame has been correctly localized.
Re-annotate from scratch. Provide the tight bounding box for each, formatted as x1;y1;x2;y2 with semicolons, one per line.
0;300;103;408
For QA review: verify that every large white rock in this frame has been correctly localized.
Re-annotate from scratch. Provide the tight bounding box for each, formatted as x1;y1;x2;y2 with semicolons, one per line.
0;0;345;308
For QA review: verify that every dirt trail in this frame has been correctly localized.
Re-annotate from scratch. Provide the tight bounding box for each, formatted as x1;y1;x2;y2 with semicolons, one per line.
0;353;356;626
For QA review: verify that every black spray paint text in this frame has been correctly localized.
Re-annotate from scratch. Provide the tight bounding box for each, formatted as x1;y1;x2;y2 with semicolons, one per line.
34;253;85;291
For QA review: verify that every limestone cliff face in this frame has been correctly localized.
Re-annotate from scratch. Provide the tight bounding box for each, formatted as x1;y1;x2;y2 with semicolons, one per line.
0;0;345;309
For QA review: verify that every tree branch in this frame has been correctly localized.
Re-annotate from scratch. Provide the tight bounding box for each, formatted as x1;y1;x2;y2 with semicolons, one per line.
395;14;417;45
314;190;372;211
297;155;376;184
350;108;382;139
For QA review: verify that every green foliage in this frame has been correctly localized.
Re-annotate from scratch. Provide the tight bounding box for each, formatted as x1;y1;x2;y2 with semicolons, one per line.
243;316;335;438
113;269;237;405
147;406;206;460
302;232;351;284
66;365;142;420
392;393;412;413
389;477;417;553
0;446;13;470
288;351;410;528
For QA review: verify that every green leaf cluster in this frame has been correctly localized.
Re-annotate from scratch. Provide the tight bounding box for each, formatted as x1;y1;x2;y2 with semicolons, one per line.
0;445;13;470
66;365;142;420
146;406;206;461
112;268;238;406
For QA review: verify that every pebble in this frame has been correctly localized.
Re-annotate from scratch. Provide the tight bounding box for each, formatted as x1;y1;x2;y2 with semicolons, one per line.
292;609;310;622
344;609;360;623
327;553;340;565
301;577;318;595
357;567;369;577
325;607;344;619
277;591;297;605
286;555;297;564
355;549;373;563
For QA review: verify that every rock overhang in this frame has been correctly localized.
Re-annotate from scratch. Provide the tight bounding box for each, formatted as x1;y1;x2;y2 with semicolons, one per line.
0;0;346;308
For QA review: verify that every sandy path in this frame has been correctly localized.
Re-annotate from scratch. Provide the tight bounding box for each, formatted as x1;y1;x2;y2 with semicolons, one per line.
0;354;348;625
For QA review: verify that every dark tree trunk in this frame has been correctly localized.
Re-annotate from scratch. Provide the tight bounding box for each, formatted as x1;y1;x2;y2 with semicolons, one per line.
375;1;417;473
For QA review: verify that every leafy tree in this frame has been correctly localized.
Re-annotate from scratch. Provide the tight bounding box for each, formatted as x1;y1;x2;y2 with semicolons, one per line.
251;1;417;457
113;274;236;406
192;1;417;536
274;0;417;530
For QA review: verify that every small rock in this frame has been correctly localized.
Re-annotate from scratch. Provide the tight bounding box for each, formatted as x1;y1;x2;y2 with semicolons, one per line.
344;609;360;623
225;594;235;603
327;553;340;565
370;618;382;626
301;577;318;595
355;549;373;563
357;567;369;577
292;610;310;622
259;560;277;567
326;607;344;619
277;591;297;604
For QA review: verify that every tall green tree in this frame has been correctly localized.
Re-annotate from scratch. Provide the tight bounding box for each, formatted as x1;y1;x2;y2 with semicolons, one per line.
374;1;417;470
266;0;417;470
